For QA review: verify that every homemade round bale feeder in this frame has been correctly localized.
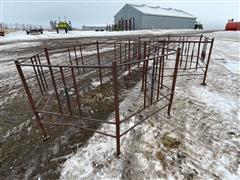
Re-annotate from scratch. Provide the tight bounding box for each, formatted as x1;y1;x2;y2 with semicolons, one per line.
139;34;214;85
15;40;182;156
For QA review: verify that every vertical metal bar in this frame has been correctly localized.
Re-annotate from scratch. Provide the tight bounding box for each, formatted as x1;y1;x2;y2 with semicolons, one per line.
184;42;190;69
15;60;49;139
96;41;103;86
190;42;195;69
143;58;149;108
150;55;156;104
74;46;80;74
157;47;164;101
180;37;185;68
79;45;85;72
201;38;214;85
34;55;46;92
196;34;203;70
167;48;181;116
37;54;48;89
167;35;170;59
128;39;131;76
71;67;82;116
124;43;127;70
112;61;120;156
30;57;43;95
160;50;165;89
119;44;122;64
68;47;73;65
60;67;72;115
141;41;147;91
44;48;63;114
154;46;159;80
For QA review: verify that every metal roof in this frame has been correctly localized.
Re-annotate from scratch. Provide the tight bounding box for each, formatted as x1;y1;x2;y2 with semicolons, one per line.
127;4;197;19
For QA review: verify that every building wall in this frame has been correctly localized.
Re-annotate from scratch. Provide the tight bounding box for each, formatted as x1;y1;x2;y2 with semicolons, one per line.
114;4;196;30
142;14;196;29
114;4;143;30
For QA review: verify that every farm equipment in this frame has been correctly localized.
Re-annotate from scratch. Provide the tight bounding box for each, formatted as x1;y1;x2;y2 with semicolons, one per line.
225;19;240;31
56;21;70;33
50;17;72;33
26;27;43;35
195;21;203;30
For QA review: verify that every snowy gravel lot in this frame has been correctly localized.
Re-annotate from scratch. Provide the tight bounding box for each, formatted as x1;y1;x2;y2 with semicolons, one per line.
60;31;240;179
0;30;239;179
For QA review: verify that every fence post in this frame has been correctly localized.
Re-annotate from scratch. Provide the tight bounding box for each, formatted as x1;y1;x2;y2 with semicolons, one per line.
112;61;121;156
201;38;214;85
15;60;49;140
167;48;180;116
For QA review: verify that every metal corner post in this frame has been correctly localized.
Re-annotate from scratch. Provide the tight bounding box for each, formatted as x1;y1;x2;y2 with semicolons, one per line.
14;60;49;140
201;38;214;85
167;48;181;116
112;61;121;156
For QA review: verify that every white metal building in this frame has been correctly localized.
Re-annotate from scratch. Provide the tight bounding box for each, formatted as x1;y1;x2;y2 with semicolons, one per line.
114;4;197;30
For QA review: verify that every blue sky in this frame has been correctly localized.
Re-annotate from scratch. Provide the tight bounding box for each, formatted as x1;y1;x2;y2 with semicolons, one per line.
1;0;239;29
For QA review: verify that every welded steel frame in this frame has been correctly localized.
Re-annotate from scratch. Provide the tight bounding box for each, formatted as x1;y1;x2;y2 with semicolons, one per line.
15;40;180;156
138;34;214;85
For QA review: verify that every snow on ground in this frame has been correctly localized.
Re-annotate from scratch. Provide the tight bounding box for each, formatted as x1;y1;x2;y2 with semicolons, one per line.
60;31;240;179
1;29;205;43
0;42;42;51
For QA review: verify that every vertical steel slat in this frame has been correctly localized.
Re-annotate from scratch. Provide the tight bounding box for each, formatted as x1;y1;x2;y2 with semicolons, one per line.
112;61;120;156
60;67;72;115
96;41;103;86
167;48;181;116
37;54;48;89
30;57;43;95
44;48;63;114
15;60;49;139
71;67;82;116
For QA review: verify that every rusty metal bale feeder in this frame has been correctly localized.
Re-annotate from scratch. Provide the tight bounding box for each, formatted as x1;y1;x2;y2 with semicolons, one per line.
15;35;214;156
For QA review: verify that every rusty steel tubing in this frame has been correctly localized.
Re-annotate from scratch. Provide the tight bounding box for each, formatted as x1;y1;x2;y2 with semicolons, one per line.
71;67;82;116
96;41;103;86
150;55;156;104
201;38;214;85
73;46;80;74
68;47;73;65
41;121;116;138
160;48;165;89
19;63;112;69
167;48;181;116
196;34;203;70
79;45;85;72
143;58;149;108
36;110;115;124
37;54;48;89
120;104;169;137
33;55;46;92
15;60;49;139
44;48;63;114
128;39;131;76
120;95;167;124
190;42;196;69
112;61;121;156
184;42;191;69
59;67;73;115
30;57;44;95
